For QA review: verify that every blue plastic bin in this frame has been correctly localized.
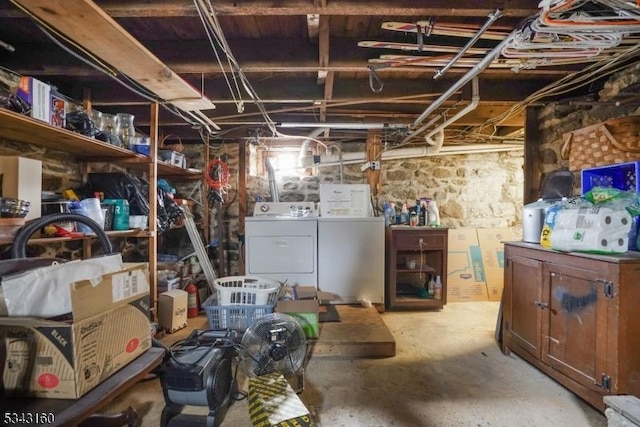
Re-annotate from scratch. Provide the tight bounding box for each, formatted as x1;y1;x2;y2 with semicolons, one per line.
581;161;639;194
203;303;274;332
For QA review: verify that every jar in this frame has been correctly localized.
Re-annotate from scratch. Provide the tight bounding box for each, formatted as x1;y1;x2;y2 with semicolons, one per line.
117;113;135;149
101;113;121;146
90;110;104;132
409;211;418;227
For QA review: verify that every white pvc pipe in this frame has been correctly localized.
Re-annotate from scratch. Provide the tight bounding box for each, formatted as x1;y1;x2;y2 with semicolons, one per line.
296;143;523;169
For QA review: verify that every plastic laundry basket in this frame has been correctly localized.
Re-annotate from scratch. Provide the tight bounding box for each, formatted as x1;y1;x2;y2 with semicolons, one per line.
213;275;281;305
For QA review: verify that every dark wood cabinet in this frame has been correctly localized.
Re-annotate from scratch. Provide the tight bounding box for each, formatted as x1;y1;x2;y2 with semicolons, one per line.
385;227;448;310
502;242;640;411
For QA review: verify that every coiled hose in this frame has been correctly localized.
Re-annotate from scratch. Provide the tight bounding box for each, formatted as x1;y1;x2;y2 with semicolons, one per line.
10;213;113;259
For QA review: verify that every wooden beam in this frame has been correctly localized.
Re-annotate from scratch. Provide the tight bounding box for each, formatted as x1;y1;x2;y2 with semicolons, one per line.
12;0;215;112
37;0;539;18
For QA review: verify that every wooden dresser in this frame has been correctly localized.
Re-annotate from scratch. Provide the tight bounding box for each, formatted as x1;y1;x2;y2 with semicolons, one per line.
501;241;640;411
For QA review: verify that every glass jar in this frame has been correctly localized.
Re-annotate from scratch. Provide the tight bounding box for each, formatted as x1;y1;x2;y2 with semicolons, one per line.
89;110;104;132
101;113;121;146
116;113;135;149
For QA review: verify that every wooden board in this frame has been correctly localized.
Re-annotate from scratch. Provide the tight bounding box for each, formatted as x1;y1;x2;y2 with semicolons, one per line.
163;304;396;358
310;305;396;358
14;0;215;112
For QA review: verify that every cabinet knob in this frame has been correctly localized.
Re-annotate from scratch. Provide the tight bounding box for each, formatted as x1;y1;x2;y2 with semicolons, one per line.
534;301;549;309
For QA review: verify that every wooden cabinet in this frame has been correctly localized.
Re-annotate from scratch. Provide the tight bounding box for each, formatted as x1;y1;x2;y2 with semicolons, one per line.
385;226;448;310
502;242;640;411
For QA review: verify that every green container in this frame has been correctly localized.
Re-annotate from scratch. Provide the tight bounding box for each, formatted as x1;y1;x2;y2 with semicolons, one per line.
102;199;130;230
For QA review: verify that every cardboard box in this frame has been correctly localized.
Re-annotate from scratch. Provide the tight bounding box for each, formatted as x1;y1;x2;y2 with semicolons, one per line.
16;76;51;123
476;227;522;302
249;372;312;427
0;156;42;222
0;263;151;399
275;286;334;339
50;92;66;128
447;228;488;302
158;289;188;333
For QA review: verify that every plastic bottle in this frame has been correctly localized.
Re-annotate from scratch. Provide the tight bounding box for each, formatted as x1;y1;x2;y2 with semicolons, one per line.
427;276;435;297
384;203;395;227
427;200;440;227
401;202;409;225
434;275;443;300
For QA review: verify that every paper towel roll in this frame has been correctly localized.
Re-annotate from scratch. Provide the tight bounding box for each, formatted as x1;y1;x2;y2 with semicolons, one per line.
554;208;631;232
550;228;629;253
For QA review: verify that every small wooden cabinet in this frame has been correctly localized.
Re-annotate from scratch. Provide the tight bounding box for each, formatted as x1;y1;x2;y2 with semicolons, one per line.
385;226;448;310
502;242;640;411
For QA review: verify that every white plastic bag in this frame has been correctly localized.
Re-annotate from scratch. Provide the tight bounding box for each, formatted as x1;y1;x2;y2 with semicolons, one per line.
1;254;123;318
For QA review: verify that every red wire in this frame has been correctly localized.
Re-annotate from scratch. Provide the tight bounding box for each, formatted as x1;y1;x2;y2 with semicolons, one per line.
205;159;229;190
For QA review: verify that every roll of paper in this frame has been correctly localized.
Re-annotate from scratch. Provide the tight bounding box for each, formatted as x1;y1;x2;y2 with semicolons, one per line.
550;228;629;253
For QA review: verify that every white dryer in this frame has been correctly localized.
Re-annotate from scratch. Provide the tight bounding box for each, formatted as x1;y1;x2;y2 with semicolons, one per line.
244;202;318;287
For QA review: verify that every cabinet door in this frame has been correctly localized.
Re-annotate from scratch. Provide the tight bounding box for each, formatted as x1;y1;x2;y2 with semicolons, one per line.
541;263;609;393
504;255;543;359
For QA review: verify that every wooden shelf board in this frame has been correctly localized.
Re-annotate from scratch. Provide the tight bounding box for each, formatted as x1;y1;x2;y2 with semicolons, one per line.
0;229;152;246
0;108;141;159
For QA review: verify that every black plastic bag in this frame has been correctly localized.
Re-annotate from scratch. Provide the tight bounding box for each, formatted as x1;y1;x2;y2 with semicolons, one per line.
86;172;150;215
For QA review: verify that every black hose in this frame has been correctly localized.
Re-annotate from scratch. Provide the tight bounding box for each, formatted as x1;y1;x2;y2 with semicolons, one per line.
10;213;113;259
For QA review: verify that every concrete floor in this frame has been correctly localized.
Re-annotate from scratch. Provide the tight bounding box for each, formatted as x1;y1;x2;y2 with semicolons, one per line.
107;302;607;427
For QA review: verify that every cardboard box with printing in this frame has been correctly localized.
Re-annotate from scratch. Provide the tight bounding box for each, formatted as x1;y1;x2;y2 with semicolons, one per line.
158;289;188;334
476;227;522;302
0;263;151;399
447;228;488;302
16;76;51;123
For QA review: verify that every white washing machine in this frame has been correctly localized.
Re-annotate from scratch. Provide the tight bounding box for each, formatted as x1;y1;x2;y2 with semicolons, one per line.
245;202;318;287
317;184;385;304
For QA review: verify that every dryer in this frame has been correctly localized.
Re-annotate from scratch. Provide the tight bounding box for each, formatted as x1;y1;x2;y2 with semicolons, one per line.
244;202;318;287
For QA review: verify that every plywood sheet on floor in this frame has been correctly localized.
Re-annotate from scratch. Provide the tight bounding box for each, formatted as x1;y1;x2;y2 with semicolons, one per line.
159;305;396;359
310;304;395;358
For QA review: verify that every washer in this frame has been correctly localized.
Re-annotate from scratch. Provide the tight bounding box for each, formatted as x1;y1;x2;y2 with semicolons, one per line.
245;202;318;287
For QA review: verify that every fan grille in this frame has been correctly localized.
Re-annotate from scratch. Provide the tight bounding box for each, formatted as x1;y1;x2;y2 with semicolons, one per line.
240;313;307;378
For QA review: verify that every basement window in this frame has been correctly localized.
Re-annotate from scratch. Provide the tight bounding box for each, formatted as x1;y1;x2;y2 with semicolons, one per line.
269;151;305;178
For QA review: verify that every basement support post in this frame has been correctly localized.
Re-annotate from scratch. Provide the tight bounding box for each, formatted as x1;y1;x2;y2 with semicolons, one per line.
366;131;382;215
524;106;542;204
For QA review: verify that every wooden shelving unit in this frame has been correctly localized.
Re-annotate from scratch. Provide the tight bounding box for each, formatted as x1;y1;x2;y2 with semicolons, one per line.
0;106;204;316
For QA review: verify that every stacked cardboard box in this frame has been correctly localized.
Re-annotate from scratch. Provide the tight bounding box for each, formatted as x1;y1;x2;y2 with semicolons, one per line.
0;263;152;399
447;227;522;302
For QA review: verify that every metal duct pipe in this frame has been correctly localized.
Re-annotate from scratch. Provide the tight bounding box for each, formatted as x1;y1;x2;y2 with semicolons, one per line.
405;30;517;141
265;157;280;202
425;77;480;154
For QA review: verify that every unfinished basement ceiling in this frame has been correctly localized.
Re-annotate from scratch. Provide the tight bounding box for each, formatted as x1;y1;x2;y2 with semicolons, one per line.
1;0;640;150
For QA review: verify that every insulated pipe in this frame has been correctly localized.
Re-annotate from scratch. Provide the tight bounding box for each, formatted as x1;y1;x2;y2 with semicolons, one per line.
407;30;517;138
425;77;480;154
